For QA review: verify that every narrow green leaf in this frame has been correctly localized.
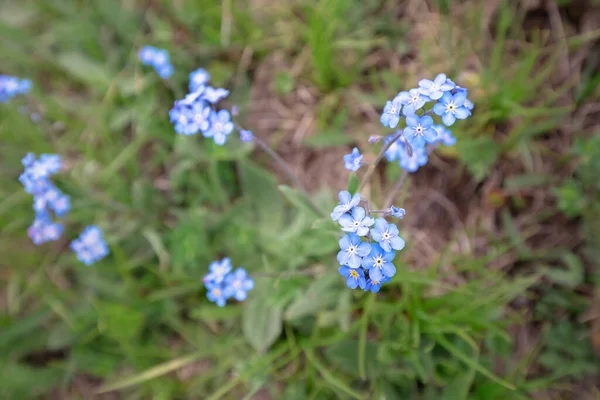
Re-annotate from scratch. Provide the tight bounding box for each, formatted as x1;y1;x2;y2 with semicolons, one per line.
243;284;283;354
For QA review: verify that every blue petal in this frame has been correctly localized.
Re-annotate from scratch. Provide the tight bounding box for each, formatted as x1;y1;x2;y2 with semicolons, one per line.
442;112;456;126
347;277;358;289
406;114;419;127
338;190;351;203
421;115;434;128
370;268;384;281
338;266;351;277
337;249;351;265
356;242;371;257
390;235;405;251
455;107;470;119
339;234;352;249
433;102;446;116
423;127;438;142
382;262;396;277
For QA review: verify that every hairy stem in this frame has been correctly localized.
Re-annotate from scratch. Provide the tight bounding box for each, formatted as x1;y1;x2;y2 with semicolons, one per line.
357;130;404;193
383;170;409;209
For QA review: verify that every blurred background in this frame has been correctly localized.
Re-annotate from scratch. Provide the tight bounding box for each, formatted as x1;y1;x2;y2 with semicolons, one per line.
1;0;599;399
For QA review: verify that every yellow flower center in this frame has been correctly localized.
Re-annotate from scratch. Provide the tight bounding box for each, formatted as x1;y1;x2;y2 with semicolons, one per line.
350;270;359;278
213;289;221;296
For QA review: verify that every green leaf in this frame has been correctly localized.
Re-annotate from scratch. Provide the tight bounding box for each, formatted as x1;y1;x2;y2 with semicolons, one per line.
284;275;341;320
243;283;283;354
543;253;584;287
56;52;111;91
97;303;144;343
324;340;382;378
278;185;321;218
455;136;498;182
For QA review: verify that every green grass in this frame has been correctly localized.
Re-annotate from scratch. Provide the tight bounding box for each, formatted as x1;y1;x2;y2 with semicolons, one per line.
1;0;599;399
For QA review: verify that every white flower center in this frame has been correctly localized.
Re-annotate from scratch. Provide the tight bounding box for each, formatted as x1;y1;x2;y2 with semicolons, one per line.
375;257;383;266
348;246;356;254
430;83;440;92
383;232;390;240
353;221;360;227
178;115;188;124
416;126;423;134
389;107;396;115
233;280;242;289
446;102;456;113
213;122;223;132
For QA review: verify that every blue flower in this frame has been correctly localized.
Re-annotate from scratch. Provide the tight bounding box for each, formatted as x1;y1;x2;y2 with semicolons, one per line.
240;130;253;143
380;96;403;128
398;142;428;172
206;281;229;307
338;206;374;236
343;147;363;172
157;63;174;79
363;276;390;293
203;87;230;104
370;218;405;253
224;268;254;301
432;125;456;146
417;73;455;100
203;110;234;145
70;225;109;265
138;46;174;80
28;216;63;245
388;206;406;219
169;104;197;135
189;68;210;92
337;233;371;269
19;172;50;195
22;153;35;168
338;266;366;289
433;91;471;126
204;258;232;284
330;190;361;221
404;114;437;148
190;101;211;132
396;89;430;115
383;133;405;162
0;75;31;102
361;243;396;281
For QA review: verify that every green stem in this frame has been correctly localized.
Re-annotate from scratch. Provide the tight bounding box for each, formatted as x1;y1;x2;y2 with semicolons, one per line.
358;292;375;380
383;170;409;209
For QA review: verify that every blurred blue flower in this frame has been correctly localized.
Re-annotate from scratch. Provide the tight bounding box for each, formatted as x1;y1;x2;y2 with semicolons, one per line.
417;73;455;100
138;46;174;80
337;233;371;269
338;206;374;236
343;147;363;172
0;75;31;102
28;216;63;245
240;130;254;143
204;110;234;145
206;281;229;307
399;142;428;172
19;172;50;195
189;68;210;92
433;91;471;126
330;190;361;221
169;103;198;135
21;153;36;168
370;218;405;253
70;225;109;265
203;87;229;104
404;114;437;148
338;265;366;289
224;268;254;301
361;243;396;281
396;89;429;115
157;64;174;79
380;96;403;128
432;124;456;146
388;206;406;219
383;133;405;162
204;258;232;284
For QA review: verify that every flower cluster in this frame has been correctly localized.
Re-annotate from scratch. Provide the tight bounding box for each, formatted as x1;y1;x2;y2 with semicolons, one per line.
168;68;241;146
0;75;31;103
203;258;254;307
19;153;70;244
331;191;405;292
19;153;109;264
138;46;174;79
343;73;471;173
70;225;109;265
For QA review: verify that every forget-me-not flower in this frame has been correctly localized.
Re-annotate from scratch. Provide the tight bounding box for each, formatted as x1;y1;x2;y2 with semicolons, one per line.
240;130;253;143
343;147;363;172
417;73;455;100
337;233;371;269
361;243;396;281
370;218;405;252
380;96;403;128
398;142;428;172
204;258;232;283
363;276;390;293
432;125;456;146
206;281;229;307
189;68;210;92
404;114;437;148
169;104;197;135
224;268;254;301
203;87;230;104
388;206;406;219
338;206;374;236
396;89;430;115
70;225;109;265
338;266;366;289
330;190;361;221
203;110;234;145
28;217;63;245
433;91;471;126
